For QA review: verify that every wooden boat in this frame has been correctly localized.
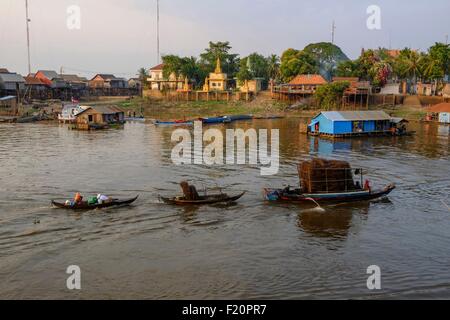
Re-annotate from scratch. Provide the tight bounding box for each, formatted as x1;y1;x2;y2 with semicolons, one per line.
263;184;395;204
154;120;193;126
200;116;227;124
161;192;246;205
52;196;139;210
225;115;253;122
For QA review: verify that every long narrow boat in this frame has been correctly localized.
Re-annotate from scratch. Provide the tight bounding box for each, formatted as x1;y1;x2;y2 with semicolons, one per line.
161;192;246;205
154;120;193;126
263;185;395;204
225;115;253;122
200;116;227;124
52;196;139;210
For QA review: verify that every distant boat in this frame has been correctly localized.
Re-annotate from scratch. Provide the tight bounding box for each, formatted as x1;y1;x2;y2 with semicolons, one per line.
160;192;246;205
154;119;193;126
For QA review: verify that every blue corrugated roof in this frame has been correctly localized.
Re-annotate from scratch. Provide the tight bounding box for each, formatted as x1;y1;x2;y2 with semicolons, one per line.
320;111;392;121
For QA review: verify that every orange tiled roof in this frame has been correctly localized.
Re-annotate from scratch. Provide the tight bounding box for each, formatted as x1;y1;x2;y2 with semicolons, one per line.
24;76;46;85
289;74;327;85
426;103;450;113
150;63;165;71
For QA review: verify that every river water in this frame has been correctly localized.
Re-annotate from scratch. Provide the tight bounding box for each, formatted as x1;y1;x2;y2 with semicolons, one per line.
0;119;449;299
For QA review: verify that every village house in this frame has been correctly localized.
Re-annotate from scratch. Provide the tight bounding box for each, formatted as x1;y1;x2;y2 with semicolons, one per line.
308;111;393;137
273;74;328;99
24;76;48;99
0;72;26;96
74;105;125;130
425;103;450;124
60;74;88;91
236;78;263;93
147;64;183;91
89;74;128;89
128;78;142;90
34;70;67;89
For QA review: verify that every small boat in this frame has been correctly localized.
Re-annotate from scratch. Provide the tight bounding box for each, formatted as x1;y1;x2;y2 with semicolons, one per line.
263;184;395;204
125;117;146;122
224;115;253;122
200;116;227;124
161;192;246;205
52;196;139;210
154;120;193;126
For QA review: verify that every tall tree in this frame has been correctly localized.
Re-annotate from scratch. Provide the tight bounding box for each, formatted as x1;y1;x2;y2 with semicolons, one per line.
280;48;318;82
303;42;349;81
199;41;240;77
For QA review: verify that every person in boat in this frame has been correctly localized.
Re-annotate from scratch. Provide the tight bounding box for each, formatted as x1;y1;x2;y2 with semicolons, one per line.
74;192;83;204
364;180;372;193
180;181;200;200
97;194;112;205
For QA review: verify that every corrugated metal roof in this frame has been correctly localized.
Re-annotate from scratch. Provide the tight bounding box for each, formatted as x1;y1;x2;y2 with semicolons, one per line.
289;74;327;85
0;73;25;83
321;111;392;121
76;105;124;116
0;96;16;101
38;70;59;80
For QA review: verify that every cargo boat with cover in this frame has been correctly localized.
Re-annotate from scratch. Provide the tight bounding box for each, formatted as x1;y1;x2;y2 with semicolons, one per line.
264;159;395;203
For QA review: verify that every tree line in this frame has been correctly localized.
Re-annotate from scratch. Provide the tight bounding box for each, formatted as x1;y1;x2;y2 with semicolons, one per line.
138;41;450;93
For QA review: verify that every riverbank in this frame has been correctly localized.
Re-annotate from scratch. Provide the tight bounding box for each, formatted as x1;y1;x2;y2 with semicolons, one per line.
114;96;429;121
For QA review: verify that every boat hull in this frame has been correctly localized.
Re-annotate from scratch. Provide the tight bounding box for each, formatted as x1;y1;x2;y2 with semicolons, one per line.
263;185;395;203
161;192;246;205
52;196;139;210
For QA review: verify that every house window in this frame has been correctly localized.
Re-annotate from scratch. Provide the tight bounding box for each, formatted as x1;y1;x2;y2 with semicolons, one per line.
88;115;93;122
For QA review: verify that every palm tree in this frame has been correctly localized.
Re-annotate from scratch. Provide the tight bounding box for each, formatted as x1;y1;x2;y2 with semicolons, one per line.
138;67;148;83
401;50;422;93
267;54;280;81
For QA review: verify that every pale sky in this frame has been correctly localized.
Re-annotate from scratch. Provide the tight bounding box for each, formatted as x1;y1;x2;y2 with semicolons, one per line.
1;0;449;79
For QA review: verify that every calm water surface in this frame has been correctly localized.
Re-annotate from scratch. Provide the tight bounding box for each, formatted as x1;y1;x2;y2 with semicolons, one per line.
0;119;449;299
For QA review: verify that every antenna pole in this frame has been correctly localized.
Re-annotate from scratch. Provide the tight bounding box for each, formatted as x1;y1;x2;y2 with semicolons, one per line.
157;0;160;64
25;0;31;74
331;20;336;44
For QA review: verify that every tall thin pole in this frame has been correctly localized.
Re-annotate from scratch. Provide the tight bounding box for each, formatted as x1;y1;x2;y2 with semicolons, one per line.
331;20;336;44
157;0;160;64
25;0;31;74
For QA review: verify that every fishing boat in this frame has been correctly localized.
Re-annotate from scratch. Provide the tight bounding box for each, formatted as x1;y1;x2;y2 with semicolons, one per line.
264;158;396;204
160;192;246;205
52;196;139;210
263;185;395;203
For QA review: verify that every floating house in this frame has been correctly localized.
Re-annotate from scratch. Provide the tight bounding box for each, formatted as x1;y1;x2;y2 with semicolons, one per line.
426;103;450;124
309;111;393;137
58;104;89;123
73;106;125;130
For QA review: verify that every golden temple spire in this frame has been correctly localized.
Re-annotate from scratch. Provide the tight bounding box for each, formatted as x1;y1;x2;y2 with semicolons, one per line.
214;56;222;74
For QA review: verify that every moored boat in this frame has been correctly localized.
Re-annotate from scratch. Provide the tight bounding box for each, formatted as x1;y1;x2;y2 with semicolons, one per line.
52;196;139;210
